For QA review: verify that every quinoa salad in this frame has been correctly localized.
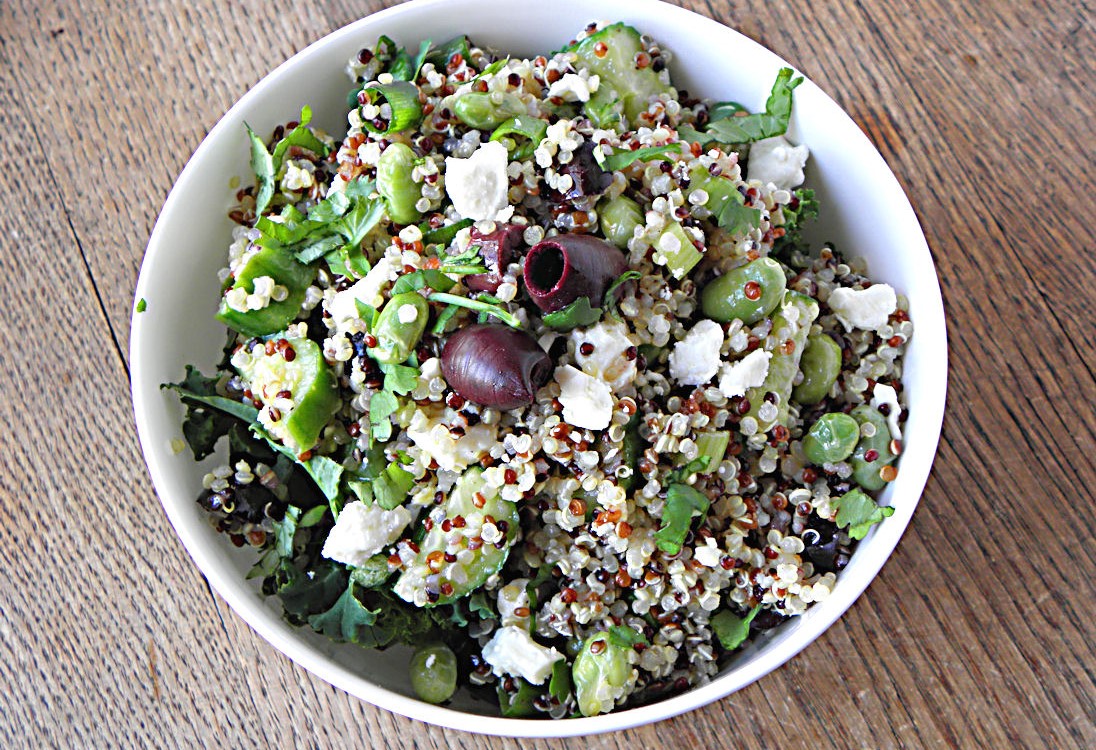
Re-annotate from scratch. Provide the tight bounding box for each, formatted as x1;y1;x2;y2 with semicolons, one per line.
164;22;912;717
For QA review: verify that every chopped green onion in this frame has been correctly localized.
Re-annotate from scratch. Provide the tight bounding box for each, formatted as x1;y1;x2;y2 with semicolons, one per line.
490;116;549;160
428;293;521;328
421;217;473;246
361;81;423;134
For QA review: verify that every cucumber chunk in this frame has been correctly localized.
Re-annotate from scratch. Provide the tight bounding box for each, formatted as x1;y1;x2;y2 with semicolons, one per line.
572;23;673;124
393;467;519;607
235;332;338;453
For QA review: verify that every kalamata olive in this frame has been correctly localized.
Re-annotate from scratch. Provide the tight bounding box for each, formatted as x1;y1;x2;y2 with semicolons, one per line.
440;324;552;410
523;234;627;313
556;141;612;202
465;223;525;293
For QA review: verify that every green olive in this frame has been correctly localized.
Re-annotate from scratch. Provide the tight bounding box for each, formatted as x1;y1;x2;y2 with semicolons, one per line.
409;643;458;704
700;257;786;324
802;413;860;465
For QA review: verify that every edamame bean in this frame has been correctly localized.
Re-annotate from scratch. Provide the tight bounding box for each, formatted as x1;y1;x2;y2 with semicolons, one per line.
598;194;644;250
700;257;787;324
409;643;457;704
376;142;422;224
453;92;526;130
370;292;429;365
792;333;842;405
572;632;633;717
802;413;860;465
849;404;897;491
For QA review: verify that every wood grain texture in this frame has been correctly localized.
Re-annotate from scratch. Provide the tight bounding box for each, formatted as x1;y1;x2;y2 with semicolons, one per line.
1;0;1093;748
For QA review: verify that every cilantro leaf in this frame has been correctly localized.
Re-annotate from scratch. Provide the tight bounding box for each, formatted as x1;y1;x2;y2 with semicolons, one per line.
711;607;760;650
391;268;457;295
607;625;648;649
715;193;762;236
368;389;400;442
833;488;895;540
654;483;710;555
373;464;415;510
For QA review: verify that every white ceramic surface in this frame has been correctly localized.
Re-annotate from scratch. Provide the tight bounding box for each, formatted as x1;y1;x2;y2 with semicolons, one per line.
131;0;947;737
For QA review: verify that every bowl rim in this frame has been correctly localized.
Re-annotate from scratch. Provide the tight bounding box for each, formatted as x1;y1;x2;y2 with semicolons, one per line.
131;0;947;737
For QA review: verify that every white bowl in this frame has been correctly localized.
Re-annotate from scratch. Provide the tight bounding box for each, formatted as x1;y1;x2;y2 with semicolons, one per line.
131;0;946;737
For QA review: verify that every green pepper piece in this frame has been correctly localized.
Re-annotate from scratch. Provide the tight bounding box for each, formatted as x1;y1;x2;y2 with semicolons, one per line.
572;631;633;717
236;333;338;454
792;333;842;405
700;257;786;324
744;291;819;433
802;413;860;465
216;246;314;337
370;292;429;365
849;404;898;491
376;142;423;224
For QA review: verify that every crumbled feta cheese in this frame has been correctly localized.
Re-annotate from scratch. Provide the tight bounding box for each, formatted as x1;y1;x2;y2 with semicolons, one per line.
668;319;724;385
444;141;510;221
693;538;723;568
871;382;903;440
481;625;564;685
397;303;419;324
321;501;411;568
407;410;498;471
828;284;897;332
327;258;397;324
571;320;638;391
748;135;810;190
548;73;594;102
555;365;614;430
718;349;772;398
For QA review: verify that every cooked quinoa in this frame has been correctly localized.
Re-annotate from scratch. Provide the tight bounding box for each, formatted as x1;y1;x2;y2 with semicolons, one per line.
166;22;911;718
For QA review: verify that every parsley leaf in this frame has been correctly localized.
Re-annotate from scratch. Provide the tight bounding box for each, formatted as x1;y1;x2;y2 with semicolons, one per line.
833;488;895;540
380;363;419;395
715;195;763;237
711;607;760;650
541;296;602;330
702;68;804;145
607;625;648;649
654;483;710;555
597;143;679;172
373;464;415;510
368;389;400;442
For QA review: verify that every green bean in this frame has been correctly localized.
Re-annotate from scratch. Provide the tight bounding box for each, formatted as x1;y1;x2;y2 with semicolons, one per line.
370;292;429;365
849;404;898;491
744;291;819;432
792;333;842;405
802;413;860;465
700;257;786;324
376;142;422;224
453;91;526;130
572;631;632;717
598;194;644;250
409;643;458;704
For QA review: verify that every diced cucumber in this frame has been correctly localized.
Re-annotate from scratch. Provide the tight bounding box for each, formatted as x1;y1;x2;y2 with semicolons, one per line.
393;468;519;607
216;247;314;337
572;23;673;124
236;333;338;453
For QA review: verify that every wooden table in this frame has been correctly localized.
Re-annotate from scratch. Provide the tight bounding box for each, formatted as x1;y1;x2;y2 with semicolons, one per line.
2;0;1093;747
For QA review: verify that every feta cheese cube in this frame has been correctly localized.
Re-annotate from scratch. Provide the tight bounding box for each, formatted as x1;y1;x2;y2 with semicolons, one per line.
548;73;594;102
718;349;772;398
327;258;396;324
668;319;724;386
828;284;897;332
571;320;638;391
481;625;564;685
444;141;510;221
407;409;499;472
748;135;810;190
555;365;614;430
321;501;411;568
